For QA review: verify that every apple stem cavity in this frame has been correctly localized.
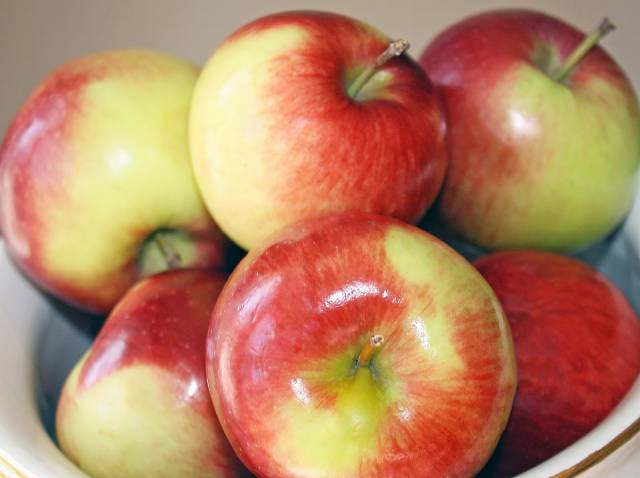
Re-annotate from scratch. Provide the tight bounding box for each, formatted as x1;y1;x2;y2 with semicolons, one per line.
356;334;385;368
553;17;615;82
347;39;410;100
154;232;182;269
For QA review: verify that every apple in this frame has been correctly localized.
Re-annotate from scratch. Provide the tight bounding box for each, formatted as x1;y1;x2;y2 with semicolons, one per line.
206;213;516;478
56;269;250;478
0;49;226;314
190;11;447;250
474;251;640;477
419;10;640;252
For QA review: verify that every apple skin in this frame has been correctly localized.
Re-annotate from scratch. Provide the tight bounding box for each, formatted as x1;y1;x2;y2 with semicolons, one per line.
206;213;516;478
190;11;447;250
419;10;640;252
474;251;640;477
56;269;250;478
0;49;226;313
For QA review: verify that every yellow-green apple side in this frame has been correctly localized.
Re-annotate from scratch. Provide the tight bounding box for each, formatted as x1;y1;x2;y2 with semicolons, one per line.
0;50;226;313
56;270;249;478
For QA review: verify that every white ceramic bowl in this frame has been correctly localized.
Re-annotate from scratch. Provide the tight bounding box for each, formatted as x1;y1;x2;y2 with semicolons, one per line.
1;207;640;477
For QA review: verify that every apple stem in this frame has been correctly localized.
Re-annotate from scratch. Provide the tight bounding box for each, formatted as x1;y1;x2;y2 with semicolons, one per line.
347;39;410;99
356;334;385;368
154;233;182;269
553;17;615;82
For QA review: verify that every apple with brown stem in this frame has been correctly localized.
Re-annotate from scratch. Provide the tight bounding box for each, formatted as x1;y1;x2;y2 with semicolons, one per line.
190;11;447;250
206;213;516;477
0;49;226;314
420;10;640;252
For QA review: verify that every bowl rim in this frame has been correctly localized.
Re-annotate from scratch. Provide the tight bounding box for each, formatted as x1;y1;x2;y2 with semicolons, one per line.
0;452;30;478
550;416;640;477
1;406;638;477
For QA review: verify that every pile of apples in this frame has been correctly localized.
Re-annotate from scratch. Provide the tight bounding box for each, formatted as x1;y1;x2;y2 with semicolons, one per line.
1;8;640;478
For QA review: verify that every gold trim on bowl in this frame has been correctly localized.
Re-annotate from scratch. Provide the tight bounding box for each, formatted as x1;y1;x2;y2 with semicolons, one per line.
0;452;30;478
551;416;640;477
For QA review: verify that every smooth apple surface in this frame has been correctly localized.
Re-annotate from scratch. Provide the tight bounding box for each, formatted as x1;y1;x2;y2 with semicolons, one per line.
190;11;446;250
419;10;640;252
207;213;516;478
474;251;640;477
0;49;226;313
56;269;249;478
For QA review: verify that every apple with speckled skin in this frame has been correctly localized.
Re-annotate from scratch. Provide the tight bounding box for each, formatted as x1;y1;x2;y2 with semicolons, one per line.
475;251;640;477
206;213;516;478
56;269;250;478
419;10;640;252
0;49;226;313
190;11;447;250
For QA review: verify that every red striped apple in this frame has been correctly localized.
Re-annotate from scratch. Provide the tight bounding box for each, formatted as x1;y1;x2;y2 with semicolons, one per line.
190;11;447;250
0;49;226;313
474;251;640;477
56;269;249;478
419;10;640;252
206;213;516;478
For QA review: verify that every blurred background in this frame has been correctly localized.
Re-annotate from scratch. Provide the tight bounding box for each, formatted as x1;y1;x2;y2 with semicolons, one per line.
1;0;639;133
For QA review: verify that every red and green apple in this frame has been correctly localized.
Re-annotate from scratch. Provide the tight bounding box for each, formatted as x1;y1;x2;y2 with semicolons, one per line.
56;269;249;478
206;213;516;478
475;251;640;477
190;11;447;250
419;10;640;252
0;49;226;314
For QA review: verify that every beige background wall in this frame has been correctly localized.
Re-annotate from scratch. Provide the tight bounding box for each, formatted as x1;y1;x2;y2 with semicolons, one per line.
1;0;639;133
